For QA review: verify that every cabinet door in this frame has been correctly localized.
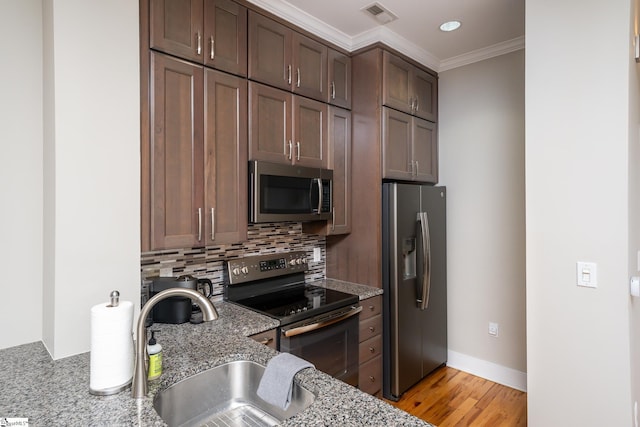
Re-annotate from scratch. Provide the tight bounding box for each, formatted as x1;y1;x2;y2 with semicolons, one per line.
150;53;204;249
204;69;248;245
412;118;438;183
303;106;351;236
382;51;412;115
293;95;328;168
327;49;351;109
204;0;247;76
328;107;351;234
382;107;412;180
292;32;327;101
150;0;204;63
413;68;438;122
249;82;293;164
248;12;292;91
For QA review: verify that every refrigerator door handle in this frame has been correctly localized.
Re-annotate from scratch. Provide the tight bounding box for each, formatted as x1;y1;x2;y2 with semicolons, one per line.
416;211;431;310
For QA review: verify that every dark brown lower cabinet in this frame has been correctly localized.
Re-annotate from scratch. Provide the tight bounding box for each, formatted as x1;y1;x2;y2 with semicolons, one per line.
148;52;246;250
359;295;383;396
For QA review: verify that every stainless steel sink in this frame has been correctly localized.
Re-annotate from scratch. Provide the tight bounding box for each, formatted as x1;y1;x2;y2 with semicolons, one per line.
153;360;315;427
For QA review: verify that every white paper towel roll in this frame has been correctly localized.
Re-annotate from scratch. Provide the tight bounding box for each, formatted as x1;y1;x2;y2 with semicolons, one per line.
89;299;134;395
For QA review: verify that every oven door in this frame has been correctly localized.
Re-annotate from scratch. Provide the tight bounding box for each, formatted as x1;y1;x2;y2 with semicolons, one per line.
279;305;362;387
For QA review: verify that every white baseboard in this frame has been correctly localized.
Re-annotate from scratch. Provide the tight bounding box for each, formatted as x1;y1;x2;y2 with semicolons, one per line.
446;350;527;392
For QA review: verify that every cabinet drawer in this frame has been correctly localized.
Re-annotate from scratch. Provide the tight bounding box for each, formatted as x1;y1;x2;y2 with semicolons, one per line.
359;334;382;364
359;314;382;343
249;329;277;350
359;296;382;321
359;355;382;395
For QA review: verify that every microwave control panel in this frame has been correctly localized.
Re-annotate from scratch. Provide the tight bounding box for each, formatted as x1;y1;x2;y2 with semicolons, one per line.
226;251;308;284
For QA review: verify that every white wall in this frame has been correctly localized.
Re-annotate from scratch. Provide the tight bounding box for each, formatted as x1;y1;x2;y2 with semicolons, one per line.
629;0;640;417
0;0;44;349
526;1;633;425
439;50;526;389
0;0;146;357
40;0;141;359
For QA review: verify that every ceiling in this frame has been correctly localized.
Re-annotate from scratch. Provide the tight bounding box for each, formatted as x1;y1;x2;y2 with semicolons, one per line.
247;0;525;72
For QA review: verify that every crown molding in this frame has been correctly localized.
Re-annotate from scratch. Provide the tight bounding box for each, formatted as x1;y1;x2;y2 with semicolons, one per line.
246;0;352;51
246;0;524;73
439;36;526;72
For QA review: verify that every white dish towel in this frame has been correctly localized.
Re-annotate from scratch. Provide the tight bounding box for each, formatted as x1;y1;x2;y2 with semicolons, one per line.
256;353;314;410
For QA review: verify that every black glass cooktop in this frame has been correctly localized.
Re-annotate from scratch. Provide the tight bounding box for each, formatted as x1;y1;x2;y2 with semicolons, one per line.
234;284;358;325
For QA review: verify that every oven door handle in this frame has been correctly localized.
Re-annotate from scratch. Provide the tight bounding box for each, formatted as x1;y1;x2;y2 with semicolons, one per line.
282;305;363;338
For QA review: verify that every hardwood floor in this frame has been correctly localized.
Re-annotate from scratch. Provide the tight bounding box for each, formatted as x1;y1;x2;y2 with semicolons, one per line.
387;366;527;426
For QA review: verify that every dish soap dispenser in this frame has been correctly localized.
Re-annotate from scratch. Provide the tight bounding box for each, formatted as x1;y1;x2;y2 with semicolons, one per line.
147;330;162;380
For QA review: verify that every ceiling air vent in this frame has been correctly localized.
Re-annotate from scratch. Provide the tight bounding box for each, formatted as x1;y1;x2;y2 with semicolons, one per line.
361;2;398;25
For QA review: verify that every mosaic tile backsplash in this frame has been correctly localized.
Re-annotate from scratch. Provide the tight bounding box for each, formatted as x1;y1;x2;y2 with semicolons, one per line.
140;222;326;301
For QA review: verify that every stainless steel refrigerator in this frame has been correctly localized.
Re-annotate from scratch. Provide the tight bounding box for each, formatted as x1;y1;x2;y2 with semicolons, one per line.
382;182;447;401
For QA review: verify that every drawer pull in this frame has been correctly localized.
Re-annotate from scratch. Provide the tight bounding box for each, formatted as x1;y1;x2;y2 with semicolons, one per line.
259;337;273;345
369;347;375;353
369;376;375;382
368;326;375;333
369;305;375;311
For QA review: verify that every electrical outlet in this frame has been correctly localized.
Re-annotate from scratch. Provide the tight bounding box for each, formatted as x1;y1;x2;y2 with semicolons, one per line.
488;322;499;337
313;247;321;262
159;267;173;277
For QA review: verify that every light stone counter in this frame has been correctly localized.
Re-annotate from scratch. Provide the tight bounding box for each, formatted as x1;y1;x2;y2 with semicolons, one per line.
0;301;432;426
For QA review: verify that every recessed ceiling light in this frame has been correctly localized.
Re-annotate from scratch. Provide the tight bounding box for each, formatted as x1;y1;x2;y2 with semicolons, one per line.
439;20;461;32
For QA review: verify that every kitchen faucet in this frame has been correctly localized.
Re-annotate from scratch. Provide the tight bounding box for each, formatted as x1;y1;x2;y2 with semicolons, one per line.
131;288;219;398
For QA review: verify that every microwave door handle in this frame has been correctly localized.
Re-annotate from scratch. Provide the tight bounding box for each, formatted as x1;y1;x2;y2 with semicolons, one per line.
417;212;431;310
316;178;323;215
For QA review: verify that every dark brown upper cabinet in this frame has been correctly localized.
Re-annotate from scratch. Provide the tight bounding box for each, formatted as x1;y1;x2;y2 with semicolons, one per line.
382;107;437;183
382;51;437;122
149;52;247;250
303;106;352;236
327;49;351;109
249;82;328;168
248;11;327;102
150;0;247;76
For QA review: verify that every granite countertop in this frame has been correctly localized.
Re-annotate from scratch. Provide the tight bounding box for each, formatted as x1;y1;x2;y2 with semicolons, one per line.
0;300;431;426
316;278;384;300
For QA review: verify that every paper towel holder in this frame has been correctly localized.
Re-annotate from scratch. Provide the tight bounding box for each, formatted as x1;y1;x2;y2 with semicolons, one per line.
89;290;134;396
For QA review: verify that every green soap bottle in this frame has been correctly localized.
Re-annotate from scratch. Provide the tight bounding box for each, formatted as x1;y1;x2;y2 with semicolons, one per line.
147;330;162;380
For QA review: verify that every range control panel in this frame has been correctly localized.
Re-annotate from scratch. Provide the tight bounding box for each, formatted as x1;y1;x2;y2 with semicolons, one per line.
226;251;308;285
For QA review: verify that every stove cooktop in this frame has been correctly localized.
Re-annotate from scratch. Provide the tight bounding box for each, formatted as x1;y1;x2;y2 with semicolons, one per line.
234;284;359;326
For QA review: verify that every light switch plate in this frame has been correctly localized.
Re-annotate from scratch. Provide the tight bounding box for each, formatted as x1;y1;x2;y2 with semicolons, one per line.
576;262;597;288
313;247;321;262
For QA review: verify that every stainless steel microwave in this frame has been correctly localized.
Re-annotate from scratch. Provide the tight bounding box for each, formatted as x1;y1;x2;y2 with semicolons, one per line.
249;160;333;223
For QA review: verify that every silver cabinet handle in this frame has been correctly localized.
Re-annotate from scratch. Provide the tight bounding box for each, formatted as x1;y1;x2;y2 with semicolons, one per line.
415;96;419;112
417;212;431;310
287;65;292;85
210;36;215;60
296;141;300;161
210;207;215;241
409;97;414;112
331;207;335;231
197;208;202;242
259;337;273;345
296;68;301;87
414;161;419;177
196;32;202;55
288;140;293;160
282;306;362;337
331;81;336;99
